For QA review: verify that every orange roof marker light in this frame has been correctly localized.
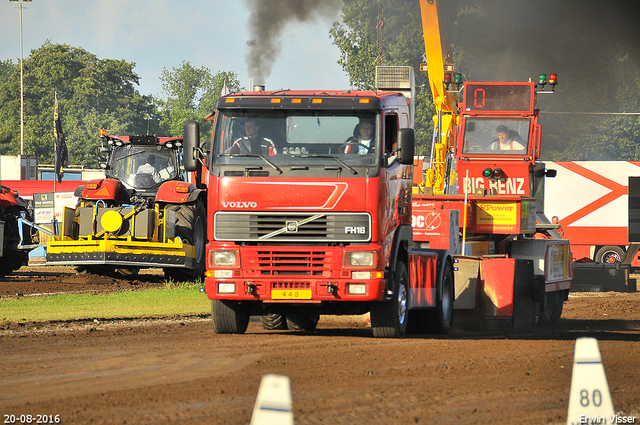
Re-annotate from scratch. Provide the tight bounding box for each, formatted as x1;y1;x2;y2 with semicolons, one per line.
271;98;281;104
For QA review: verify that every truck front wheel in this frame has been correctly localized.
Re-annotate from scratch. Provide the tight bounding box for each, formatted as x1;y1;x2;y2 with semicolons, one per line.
371;261;409;338
211;300;250;334
419;259;454;334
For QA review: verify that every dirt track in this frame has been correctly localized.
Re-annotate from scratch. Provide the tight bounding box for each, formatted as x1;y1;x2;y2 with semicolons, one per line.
1;268;639;425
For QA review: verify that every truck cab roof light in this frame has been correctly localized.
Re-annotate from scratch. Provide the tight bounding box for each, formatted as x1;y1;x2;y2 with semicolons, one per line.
538;73;548;85
99;129;106;137
482;167;493;178
492;168;504;179
549;73;558;85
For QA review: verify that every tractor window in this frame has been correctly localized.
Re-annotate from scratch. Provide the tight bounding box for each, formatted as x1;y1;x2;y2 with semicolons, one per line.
462;118;530;154
109;145;178;189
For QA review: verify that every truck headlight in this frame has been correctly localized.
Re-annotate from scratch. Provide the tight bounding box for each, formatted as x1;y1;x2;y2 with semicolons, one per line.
343;251;376;268
209;250;239;267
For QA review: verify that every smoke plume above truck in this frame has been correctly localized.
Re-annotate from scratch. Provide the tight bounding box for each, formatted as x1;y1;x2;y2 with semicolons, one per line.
244;0;341;85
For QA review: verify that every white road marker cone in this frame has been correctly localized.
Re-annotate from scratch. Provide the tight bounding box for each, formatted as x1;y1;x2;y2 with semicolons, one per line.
566;338;615;425
250;374;294;425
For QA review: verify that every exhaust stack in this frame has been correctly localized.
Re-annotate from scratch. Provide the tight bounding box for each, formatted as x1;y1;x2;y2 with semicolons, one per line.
253;85;265;92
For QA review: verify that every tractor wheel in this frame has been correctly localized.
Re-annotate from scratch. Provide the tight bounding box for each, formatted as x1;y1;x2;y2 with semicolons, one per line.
370;261;409;338
261;313;288;330
286;314;319;332
164;200;206;281
418;259;454;334
211;300;250;334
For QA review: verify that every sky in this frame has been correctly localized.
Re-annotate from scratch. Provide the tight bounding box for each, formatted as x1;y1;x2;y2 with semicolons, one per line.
0;0;352;98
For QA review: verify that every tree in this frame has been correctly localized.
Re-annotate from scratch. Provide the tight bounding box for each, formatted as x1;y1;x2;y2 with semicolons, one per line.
0;42;160;168
158;61;243;147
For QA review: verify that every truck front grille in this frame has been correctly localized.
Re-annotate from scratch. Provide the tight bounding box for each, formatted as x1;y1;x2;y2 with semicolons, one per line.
241;248;341;277
214;212;371;243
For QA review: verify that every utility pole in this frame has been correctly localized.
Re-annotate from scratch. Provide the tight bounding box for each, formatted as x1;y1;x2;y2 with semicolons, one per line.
9;0;32;156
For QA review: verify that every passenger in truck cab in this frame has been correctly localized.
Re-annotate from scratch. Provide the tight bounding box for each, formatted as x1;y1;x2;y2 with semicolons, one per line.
490;125;525;151
343;119;375;154
226;119;277;156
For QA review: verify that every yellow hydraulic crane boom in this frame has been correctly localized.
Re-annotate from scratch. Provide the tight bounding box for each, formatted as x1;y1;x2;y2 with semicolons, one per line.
418;0;460;194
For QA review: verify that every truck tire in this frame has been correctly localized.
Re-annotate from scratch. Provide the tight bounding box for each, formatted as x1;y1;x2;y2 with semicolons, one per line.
595;246;625;264
261;313;288;330
512;259;536;333
164;200;206;281
540;290;564;326
211;300;250;334
418;259;454;334
370;261;409;338
286;313;319;332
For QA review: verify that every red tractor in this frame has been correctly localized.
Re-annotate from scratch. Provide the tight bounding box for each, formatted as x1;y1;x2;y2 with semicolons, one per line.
0;185;33;276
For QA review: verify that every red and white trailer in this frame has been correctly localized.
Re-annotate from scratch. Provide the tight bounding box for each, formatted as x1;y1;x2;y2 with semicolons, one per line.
543;161;640;266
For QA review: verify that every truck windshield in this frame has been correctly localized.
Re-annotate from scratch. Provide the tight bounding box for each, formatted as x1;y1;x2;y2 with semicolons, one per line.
211;111;380;167
462;118;531;154
108;145;178;189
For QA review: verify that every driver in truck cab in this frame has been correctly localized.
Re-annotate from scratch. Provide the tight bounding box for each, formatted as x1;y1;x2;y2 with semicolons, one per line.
226;119;278;156
490;125;525;151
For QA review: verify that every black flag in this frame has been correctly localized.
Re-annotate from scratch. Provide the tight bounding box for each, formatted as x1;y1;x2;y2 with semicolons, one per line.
53;94;69;183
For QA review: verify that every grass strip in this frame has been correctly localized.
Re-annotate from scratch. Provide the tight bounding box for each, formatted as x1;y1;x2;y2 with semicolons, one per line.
0;283;211;323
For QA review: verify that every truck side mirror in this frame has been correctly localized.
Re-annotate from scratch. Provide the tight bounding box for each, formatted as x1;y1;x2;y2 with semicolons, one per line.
183;120;200;172
398;128;415;165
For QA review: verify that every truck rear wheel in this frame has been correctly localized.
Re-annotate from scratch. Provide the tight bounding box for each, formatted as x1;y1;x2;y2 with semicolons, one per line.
595;246;625;264
286;314;319;332
370;261;409;338
261;313;288;330
164;200;206;281
211;300;250;334
418;259;454;334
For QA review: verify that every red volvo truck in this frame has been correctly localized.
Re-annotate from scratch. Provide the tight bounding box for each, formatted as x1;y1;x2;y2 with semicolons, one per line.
183;67;456;338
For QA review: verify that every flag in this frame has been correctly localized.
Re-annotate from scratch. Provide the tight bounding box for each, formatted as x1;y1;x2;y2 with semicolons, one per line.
53;93;69;183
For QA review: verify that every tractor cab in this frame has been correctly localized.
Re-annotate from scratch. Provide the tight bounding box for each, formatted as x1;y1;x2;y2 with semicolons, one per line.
99;133;184;198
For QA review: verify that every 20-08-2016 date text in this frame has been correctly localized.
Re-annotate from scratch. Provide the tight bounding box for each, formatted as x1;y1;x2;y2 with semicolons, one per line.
4;415;60;424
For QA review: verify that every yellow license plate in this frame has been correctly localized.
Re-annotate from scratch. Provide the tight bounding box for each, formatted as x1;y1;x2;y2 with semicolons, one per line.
271;289;312;300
